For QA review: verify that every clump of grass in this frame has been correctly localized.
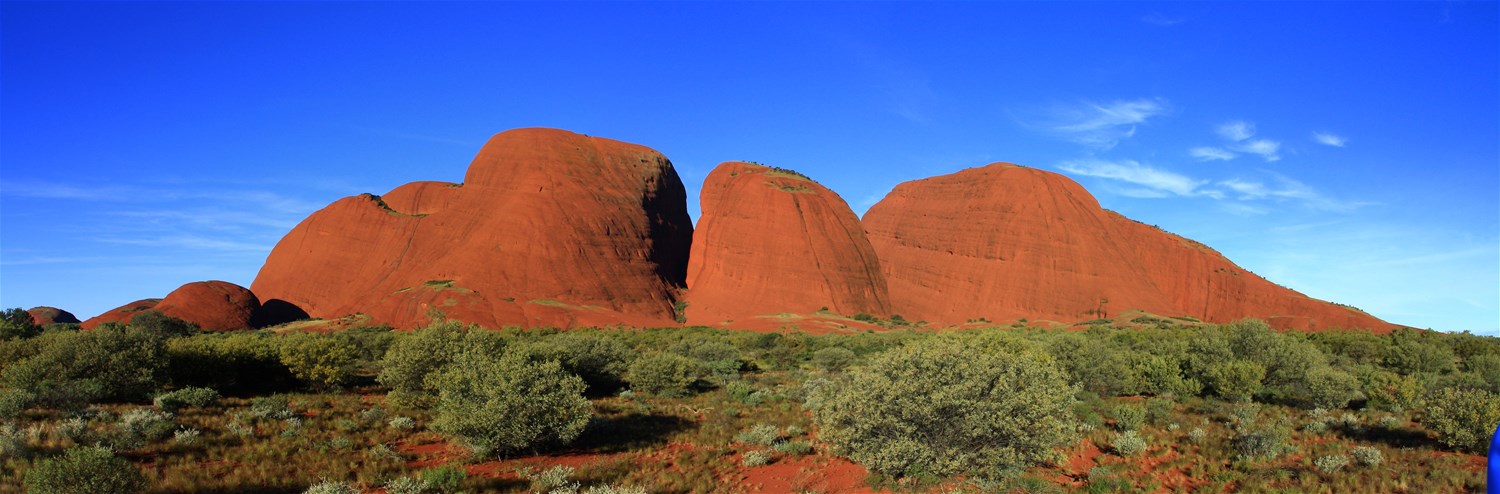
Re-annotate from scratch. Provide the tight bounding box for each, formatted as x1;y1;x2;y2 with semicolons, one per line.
520;465;578;493
1352;446;1383;467
174;427;201;445
734;424;781;446
304;478;361;494
1314;454;1349;474
741;450;772;467
773;440;813;456
1187;427;1206;444
389;416;416;431
1112;431;1147;456
383;476;426;494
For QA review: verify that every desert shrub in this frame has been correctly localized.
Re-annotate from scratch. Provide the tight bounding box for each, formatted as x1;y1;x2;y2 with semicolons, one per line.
1111;431;1147;456
421;465;466;493
1135;355;1202;397
522;465;577;492
0;388;34;418
811;346;858;372
671;339;742;382
129;310;197;337
1202;360;1264;402
1314;454;1349;473
1187;427;1206;444
1466;353;1500;393
1145;397;1175;425
811;338;1077;479
384;477;426;494
2;325;168;407
0;423;29;458
429;349;589;457
519;331;633;394
23;445;147;494
775;440;813;456
389;416;416;431
303;479;360;494
249;394;295;420
1356;367;1423;412
1110;403;1146;431
153;386;219;412
279;334;359;389
626;352;706;397
1423;386;1500;454
1049;332;1144;397
173;427;200;445
735;424;782;446
1384;329;1457;375
1231;420;1293;460
1302;366;1363;409
0;307;41;340
115;408;174;449
742;450;772;467
166;332;294;393
378;322;505;407
1351;446;1383;467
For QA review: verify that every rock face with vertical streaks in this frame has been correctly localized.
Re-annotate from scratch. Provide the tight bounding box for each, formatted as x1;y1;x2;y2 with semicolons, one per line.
685;162;892;326
250;128;694;329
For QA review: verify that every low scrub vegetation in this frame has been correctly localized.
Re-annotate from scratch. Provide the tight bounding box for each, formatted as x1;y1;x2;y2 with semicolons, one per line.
0;310;1492;492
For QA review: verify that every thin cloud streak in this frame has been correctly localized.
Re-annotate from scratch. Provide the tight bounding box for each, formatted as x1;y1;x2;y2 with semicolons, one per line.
1217;121;1255;141
1057;158;1203;197
1313;132;1347;147
1190;147;1237;161
1029;98;1168;149
1233;139;1282;162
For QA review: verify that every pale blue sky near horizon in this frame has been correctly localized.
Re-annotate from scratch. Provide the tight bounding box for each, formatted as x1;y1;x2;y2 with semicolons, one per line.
2;2;1496;333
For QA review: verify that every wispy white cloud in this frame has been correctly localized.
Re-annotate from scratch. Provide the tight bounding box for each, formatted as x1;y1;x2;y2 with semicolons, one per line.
1029;98;1168;149
1216;172;1369;211
1313;132;1347;147
1233;139;1282;162
1216;121;1255;141
1141;13;1186;26
1190;147;1237;161
1057;158;1204;197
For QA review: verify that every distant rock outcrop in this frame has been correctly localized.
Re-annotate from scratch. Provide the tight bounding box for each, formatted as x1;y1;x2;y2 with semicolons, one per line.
81;299;161;330
26;306;80;326
251;128;694;329
685;162;891;327
154;280;261;331
862;163;1393;332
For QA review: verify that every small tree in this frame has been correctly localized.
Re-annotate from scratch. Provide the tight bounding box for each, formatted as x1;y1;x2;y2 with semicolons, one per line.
1204;360;1264;402
429;349;590;457
279;334;358;389
0;308;41;340
811;338;1077;479
24;446;147;494
626;352;706;398
1423;387;1500;454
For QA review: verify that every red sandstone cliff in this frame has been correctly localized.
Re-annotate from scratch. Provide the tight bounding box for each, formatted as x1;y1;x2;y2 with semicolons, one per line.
250;128;694;329
685;162;892;327
862;163;1392;332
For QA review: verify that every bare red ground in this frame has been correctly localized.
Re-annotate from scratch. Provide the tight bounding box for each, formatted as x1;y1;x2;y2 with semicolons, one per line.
735;454;878;493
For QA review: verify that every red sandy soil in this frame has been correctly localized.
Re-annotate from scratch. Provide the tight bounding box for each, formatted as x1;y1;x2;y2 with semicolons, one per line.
862;162;1393;332
685;161;892;326
736;454;879;493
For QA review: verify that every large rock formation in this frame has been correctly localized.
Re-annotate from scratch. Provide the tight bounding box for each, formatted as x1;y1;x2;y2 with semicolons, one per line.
863;163;1393;332
251;128;694;329
27;306;80;326
686;162;891;327
154;280;261;331
81;299;161;330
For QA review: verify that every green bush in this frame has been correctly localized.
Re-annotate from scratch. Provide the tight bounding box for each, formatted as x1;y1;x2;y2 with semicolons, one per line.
378;322;504;407
279;334;359;389
1111;431;1147;456
1231;420;1292;460
421;464;466;493
1351;446;1383;467
153;386;219;412
1302;367;1363;409
811;347;857;372
1203;360;1264;402
129;311;197;337
811;338;1077;479
1383;329;1457;375
0;307;41;340
1135;355;1201;397
1423;386;1500;454
1110;404;1146;431
1;325;168;407
23;445;147;494
166;332;294;393
429;349;590;457
626;352;706;397
519;331;633;394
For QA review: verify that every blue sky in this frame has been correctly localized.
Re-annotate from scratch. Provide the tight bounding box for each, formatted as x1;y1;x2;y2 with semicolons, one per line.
2;2;1496;333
